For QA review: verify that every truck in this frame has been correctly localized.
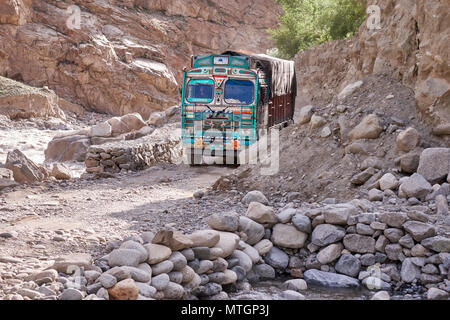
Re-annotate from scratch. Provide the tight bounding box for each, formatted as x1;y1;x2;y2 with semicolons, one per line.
180;51;297;165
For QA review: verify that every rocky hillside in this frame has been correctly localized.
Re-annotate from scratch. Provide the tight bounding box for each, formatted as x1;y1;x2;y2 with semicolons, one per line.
0;0;280;118
294;0;449;129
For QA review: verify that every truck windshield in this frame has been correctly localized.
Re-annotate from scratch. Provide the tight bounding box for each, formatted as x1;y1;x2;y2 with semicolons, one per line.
224;79;254;105
186;79;214;103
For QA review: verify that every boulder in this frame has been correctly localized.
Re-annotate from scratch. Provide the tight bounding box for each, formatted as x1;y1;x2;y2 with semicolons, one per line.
245;202;278;226
427;288;449;300
334;254;361;277
45;134;90;162
51;163;73;180
403;221;436;242
303;269;360;288
398;153;421;173
90;122;112;137
396;127;421;152
311;224;346;247
291;214;312;233
401;258;421;283
421;236;450;253
242;190;269;205
208;212;239;232
295;105;314;125
214;232;240;258
239;216;265;245
152;230;193;251
108;249;142;267
264;247;289;269
144;244;172;264
338;81;363;100
317;243;343;264
5;149;47;183
253;239;273;256
187;230;220;248
323;203;358;225
417;148;450;184
379;173;399;191
348;114;383;141
107;279;139;300
377;212;408;228
271;223;308;249
343;234;375;254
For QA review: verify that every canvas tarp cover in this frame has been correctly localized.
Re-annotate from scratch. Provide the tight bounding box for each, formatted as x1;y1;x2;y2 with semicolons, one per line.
222;51;297;98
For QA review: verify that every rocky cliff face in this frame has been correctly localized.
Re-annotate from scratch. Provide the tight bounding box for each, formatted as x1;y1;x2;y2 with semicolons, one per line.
294;0;449;127
0;0;280;118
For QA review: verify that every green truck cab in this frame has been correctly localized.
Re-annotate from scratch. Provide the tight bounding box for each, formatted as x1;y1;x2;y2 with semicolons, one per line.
181;51;296;165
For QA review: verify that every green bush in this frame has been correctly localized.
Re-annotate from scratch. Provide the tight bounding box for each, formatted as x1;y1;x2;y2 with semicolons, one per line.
268;0;366;59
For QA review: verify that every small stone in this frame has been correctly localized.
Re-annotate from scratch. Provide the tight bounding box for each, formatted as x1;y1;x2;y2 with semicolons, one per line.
264;247;289;270
107;279;138;300
144;244;172;265
108;249;142;267
253;239;273;256
271;223;307;249
317;243;343;264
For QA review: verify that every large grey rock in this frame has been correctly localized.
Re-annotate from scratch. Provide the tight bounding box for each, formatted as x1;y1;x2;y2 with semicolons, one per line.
168;251;188;271
377;212;408;228
335;254;361;277
401;258;421;283
427;288;449;300
151;274;170;290
403;221;436;242
119;241;148;263
283;279;307;291
295;105;314;124
311;224;346;247
292;214;312;233
59;288;83;300
121;266;152;283
417;148;450;184
323;203;358;225
192;283;222;297
239;216;265;245
303;269;360;289
271;223;307;249
264;247;289;269
280;290;305;300
277;208;298;223
208;212;240;232
253;264;276;280
398;173;433;200
163;282;185;299
362;277;391;291
317;243;343;264
343;234;375;253
245;202;277;226
230;250;253;273
108;249;142;267
242;190;269;205
421;236;450;253
151;260;174;276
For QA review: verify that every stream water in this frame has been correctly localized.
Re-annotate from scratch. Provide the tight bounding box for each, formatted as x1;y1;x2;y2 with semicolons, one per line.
228;280;374;300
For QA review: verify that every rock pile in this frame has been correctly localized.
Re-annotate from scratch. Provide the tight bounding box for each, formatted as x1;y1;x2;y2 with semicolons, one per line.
84;126;182;174
33;191;449;301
